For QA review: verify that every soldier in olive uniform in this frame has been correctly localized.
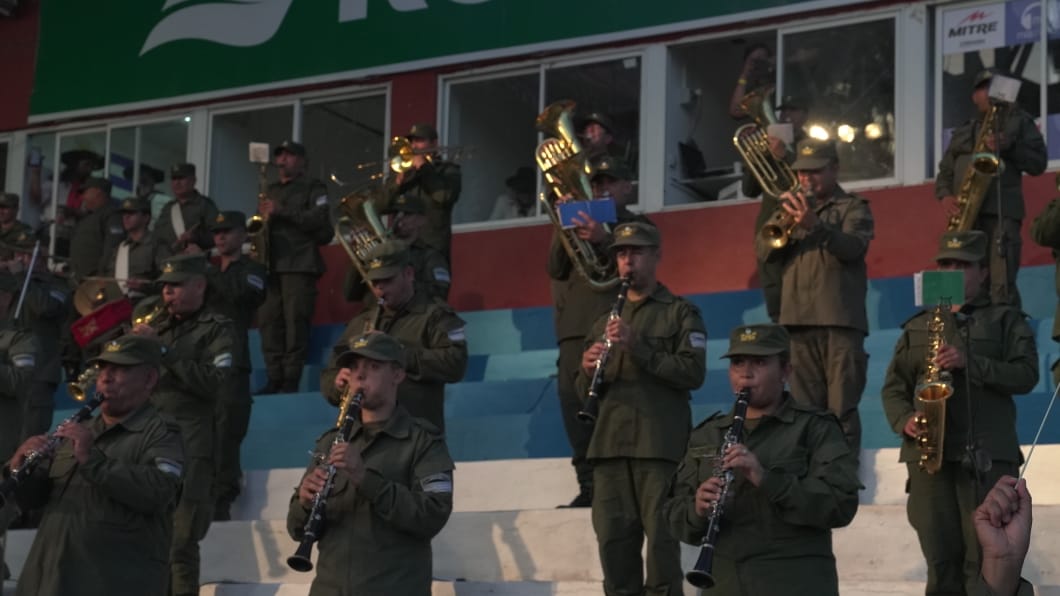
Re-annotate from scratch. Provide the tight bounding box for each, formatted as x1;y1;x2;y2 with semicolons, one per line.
1030;185;1060;387
0;193;33;255
880;231;1038;596
343;193;450;305
0;323;36;581
663;324;860;596
759;139;874;452
577;222;706;596
257;141;332;394
321;241;467;432
132;254;236;596
548;155;651;507
8;334;184;596
67;177;125;283
206;210;267;520
155;163;220;254
936;69;1047;308
289;333;453;596
99;197;171;304
385;124;461;262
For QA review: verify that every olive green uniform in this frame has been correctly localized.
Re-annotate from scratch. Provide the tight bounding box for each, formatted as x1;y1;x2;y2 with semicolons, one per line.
68;201;125;282
935;107;1046;307
258;175;331;392
971;578;1034;596
320;292;467;431
206;256;267;515
1030;194;1060;386
286;405;453;596
137;296;236;595
0;326;35;579
880;295;1037;596
760;186;874;451
663;396;860;596
0;222;33;257
99;233;172;303
343;239;450;306
10;402;184;596
575;283;706;596
154;192;220;252
546;207;652;496
385;162;461;261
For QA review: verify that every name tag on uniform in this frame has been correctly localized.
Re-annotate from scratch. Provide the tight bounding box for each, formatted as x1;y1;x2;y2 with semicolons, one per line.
213;353;233;368
420;472;453;494
314;195;329;207
12;353;35;368
689;332;706;350
433;267;451;283
447;327;466;342
246;274;264;291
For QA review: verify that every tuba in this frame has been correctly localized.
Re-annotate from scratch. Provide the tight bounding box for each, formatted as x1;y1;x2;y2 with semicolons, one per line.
947;104;1006;232
535;100;618;290
247;161;270;272
914;302;954;474
334;190;390;284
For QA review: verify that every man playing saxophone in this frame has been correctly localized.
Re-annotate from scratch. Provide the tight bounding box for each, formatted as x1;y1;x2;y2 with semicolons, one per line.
880;230;1038;596
935;69;1046;308
664;323;859;595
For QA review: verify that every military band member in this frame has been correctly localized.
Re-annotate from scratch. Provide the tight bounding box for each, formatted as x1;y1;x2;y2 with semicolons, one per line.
257;141;332;394
880;231;1037;596
935;69;1047;308
664;324;860;596
68;177;124;283
100;196;171;304
205;210;267;520
6;334;183;596
385;124;461;262
759;139;874;452
154;163;219;254
0;323;37;582
132;254;236;596
577;222;706;595
0;193;32;254
288;333;454;596
321;241;467;432
1030;185;1060;386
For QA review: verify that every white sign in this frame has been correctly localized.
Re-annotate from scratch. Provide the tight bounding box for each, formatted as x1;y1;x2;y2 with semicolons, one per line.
942;3;1006;54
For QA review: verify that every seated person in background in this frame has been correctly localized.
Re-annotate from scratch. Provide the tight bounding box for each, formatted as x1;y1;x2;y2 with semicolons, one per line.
973;475;1033;596
490;166;537;220
729;43;774;120
99;197;171;305
124;163;171;228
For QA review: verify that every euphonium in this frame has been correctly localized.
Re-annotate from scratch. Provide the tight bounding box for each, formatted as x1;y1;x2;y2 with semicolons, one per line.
334;191;389;283
579;276;632;424
914;302;954;474
535;100;619;290
247;162;271;272
948;104;1006;232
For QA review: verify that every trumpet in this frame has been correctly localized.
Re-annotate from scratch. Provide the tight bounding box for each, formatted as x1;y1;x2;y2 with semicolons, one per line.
66;364;101;402
133;303;167;328
579;276;632;424
759;192;817;250
387;136;466;175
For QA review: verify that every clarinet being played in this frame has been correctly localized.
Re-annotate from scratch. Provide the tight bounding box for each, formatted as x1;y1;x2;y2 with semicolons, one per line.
578;275;632;424
685;388;750;588
287;386;364;572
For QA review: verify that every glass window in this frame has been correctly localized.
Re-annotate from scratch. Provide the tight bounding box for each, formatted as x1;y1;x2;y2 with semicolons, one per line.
302;95;387;203
782;18;896;182
209;105;294;215
0;141;8;191
110;120;189;225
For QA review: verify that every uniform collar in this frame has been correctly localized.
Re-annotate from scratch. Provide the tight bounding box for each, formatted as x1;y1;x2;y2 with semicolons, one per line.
640;282;675;305
356;404;413;440
93;400;156;434
717;392;796;427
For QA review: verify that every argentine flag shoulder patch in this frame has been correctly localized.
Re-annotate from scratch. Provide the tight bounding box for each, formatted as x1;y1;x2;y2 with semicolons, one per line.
213;353;233;368
12;353;35;368
155;457;183;478
420;472;453;494
246;274;265;291
447;327;466;342
432;267;451;283
689;332;707;350
50;289;68;304
314;194;329;207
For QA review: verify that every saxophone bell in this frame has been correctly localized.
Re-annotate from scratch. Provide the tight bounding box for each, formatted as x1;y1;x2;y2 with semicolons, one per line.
914;301;955;474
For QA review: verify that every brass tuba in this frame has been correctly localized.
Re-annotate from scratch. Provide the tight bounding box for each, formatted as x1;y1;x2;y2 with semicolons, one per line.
535;100;618;290
334;190;390;283
247;161;270;272
947;104;1006;232
914;302;954;474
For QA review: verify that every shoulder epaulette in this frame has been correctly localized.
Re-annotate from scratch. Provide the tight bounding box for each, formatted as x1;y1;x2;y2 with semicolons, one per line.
693;410;725;430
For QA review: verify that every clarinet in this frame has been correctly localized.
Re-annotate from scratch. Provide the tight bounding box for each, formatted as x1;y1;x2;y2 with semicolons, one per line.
0;394;106;508
685;388;750;588
287;387;364;572
578;276;632;424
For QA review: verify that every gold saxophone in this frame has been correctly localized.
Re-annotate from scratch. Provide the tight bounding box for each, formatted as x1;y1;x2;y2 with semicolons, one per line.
914;302;954;474
947;104;1005;232
247;162;270;272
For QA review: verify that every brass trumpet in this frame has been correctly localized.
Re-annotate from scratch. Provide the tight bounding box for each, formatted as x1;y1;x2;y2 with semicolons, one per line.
66;364;101;402
133;303;167;327
387;136;466;175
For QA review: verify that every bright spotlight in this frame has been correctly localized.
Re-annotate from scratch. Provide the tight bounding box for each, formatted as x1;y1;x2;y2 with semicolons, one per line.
837;124;855;143
808;124;831;141
864;123;883;140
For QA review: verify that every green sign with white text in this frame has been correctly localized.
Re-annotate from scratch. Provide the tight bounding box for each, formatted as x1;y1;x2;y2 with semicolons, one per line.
32;0;856;119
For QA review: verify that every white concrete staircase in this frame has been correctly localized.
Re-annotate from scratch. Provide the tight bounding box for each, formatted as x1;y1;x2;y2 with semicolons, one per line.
5;447;1060;596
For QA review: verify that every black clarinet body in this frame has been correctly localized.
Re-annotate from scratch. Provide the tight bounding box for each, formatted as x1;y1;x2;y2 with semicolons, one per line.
578;276;632;424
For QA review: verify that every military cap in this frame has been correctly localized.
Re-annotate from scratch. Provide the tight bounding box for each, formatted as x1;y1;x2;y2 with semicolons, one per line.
337;332;407;369
170;162;196;179
386;194;426;215
610;222;660;250
974;68;997;89
591;155;634;181
505;166;536;194
776;94;809;111
81;177;112;194
158;254;208;284
791;139;838;171
209;210;247;232
722;323;791;358
60;149;104;170
363;241;411;281
0;193;19;208
119;197;151;213
935;230;987;263
406;123;438;141
274;140;307;157
123;163;164;184
88;334;164;367
581;112;614;133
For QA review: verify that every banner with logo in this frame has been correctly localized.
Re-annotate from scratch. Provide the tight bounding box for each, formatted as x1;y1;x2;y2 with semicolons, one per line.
942;3;1006;54
31;0;867;120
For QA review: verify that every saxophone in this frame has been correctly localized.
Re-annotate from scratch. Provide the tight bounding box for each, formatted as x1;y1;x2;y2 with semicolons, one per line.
913;302;954;474
947;104;1005;232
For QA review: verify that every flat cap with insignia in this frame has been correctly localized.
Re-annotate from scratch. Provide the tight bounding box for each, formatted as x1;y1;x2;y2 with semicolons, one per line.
973;68;997;89
0;192;20;208
170;162;197;179
337;332;407;369
119;197;152;213
158;254;208;284
81;177;112;194
88;334;164;367
791;139;839;171
722;323;791;358
385;194;426;215
935;230;987;263
591;154;634;181
406;123;438;141
363;240;411;281
610;222;660;250
580;111;614;133
273;140;307;157
209;210;247;232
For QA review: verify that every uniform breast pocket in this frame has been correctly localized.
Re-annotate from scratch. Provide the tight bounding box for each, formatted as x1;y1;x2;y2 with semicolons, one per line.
643;331;678;354
765;446;809;478
969;328;1002;360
